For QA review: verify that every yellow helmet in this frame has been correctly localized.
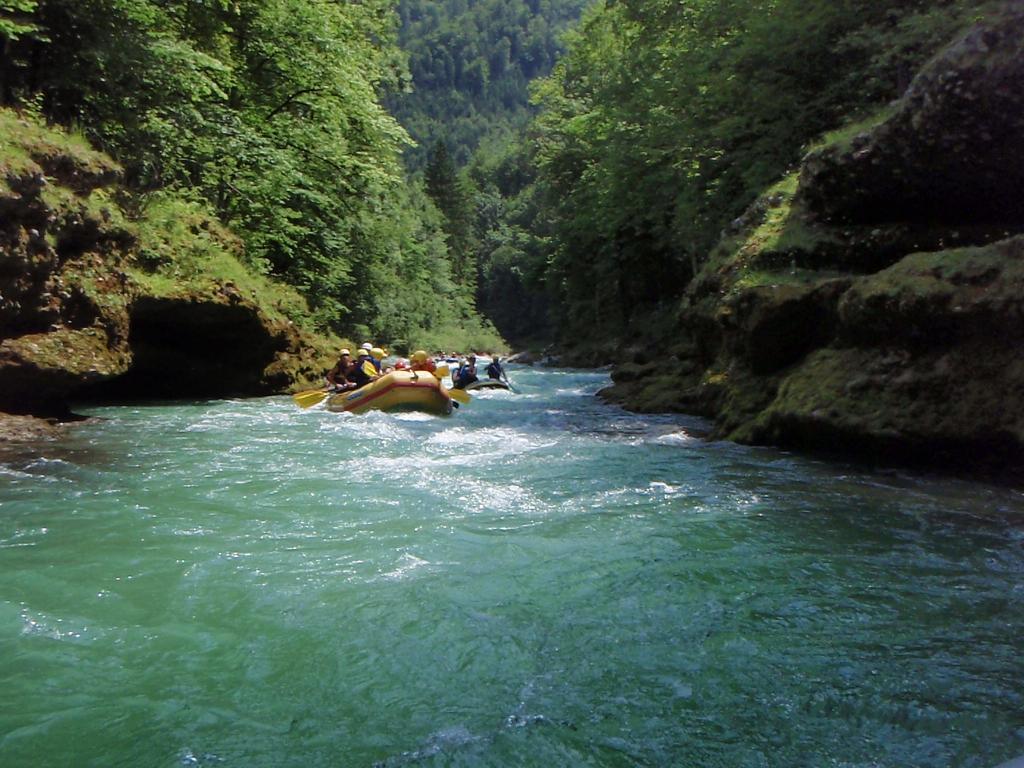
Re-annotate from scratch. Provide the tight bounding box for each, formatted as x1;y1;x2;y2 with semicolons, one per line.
338;348;351;356
412;350;428;363
370;347;385;360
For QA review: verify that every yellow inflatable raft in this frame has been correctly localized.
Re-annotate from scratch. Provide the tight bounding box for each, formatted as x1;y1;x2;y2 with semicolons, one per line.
325;370;453;416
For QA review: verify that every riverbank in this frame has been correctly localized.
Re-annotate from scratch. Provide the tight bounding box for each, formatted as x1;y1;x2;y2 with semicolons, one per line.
596;7;1024;477
0;109;343;425
0;412;63;443
0;109;508;432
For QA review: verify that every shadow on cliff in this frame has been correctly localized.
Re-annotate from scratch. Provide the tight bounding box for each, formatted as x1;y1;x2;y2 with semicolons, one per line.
75;297;292;402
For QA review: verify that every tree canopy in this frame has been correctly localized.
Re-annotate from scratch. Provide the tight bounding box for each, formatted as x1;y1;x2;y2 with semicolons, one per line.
4;0;996;356
388;0;587;169
1;0;501;350
473;0;997;347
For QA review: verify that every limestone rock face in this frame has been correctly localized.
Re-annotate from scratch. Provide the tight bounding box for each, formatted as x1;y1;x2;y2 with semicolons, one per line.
747;237;1024;468
601;8;1024;475
0;412;63;443
798;3;1024;227
0;132;133;414
0;112;330;422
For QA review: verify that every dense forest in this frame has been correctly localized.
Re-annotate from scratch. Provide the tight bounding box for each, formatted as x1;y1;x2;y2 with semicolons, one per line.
470;0;1000;351
0;0;1007;357
387;0;587;169
0;0;501;352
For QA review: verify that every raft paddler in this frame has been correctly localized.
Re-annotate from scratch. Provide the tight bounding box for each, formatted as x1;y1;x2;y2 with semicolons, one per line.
349;348;379;389
453;354;479;389
486;356;504;380
370;347;386;374
326;348;356;392
409;350;436;373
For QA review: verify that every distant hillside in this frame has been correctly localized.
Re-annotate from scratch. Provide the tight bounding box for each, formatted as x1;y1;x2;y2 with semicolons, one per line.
389;0;588;168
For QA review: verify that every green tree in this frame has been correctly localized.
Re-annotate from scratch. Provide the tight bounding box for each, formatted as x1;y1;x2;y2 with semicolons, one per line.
0;0;37;40
467;136;554;345
0;0;496;347
425;140;477;292
388;0;588;169
523;0;996;346
0;0;40;102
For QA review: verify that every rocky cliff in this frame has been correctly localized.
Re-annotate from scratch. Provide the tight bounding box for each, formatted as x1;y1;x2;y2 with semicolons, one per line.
0;110;336;431
600;7;1024;475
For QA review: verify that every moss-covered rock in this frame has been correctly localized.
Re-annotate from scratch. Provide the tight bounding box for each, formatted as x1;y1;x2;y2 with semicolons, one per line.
749;341;1024;470
720;279;850;374
837;237;1024;349
0;109;339;427
601;8;1024;476
0;326;132;413
797;3;1024;227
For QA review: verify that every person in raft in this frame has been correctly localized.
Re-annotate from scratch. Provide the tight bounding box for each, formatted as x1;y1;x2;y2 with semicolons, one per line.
370;347;394;374
453;354;479;389
486;356;505;381
349;347;379;389
326;349;356;392
409;350;436;374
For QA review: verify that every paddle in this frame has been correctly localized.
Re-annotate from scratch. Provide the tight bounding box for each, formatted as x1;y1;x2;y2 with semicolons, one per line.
492;361;515;392
447;387;471;405
435;364;450;378
295;361;376;409
293;389;329;409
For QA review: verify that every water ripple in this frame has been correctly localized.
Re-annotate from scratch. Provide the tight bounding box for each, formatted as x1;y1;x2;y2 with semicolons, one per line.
0;368;1022;767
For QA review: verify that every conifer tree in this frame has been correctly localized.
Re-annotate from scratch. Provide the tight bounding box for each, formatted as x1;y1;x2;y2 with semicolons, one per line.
425;140;477;291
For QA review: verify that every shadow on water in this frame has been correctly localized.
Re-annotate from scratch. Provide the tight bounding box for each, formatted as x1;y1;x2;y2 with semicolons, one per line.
0;426;117;479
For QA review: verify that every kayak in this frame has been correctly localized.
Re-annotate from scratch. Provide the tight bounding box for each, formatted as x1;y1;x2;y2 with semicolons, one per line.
325;370;454;416
464;379;511;392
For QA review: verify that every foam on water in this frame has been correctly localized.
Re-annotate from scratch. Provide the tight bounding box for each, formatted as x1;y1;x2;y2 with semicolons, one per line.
0;464;35;479
652;429;701;446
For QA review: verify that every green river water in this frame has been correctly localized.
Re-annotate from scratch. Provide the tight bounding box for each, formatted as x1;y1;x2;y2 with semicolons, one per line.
1;367;1023;767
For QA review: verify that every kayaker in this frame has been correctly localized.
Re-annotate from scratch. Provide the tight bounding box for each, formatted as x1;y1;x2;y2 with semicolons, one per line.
453;354;479;389
410;350;436;373
325;349;356;392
